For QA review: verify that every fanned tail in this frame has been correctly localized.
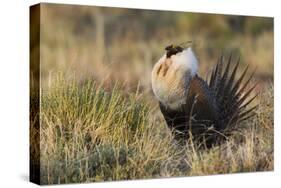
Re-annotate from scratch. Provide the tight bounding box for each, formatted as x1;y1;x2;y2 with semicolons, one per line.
208;54;258;133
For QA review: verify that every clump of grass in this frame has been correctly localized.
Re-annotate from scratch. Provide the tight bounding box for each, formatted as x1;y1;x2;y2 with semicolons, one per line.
40;75;181;184
39;75;273;185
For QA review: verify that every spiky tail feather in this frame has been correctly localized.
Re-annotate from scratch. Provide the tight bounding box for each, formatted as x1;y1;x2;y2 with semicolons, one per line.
158;53;258;146
208;54;258;135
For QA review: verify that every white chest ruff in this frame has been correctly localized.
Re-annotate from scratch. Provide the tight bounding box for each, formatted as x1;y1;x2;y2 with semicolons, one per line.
152;76;190;110
151;47;198;110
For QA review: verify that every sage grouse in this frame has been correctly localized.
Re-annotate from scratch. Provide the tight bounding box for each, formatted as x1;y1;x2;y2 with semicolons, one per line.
151;44;257;146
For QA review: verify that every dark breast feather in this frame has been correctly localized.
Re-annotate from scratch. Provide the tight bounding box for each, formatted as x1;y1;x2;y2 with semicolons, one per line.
159;75;219;140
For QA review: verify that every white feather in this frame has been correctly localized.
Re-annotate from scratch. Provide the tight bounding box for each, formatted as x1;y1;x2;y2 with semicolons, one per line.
151;47;199;110
170;47;198;76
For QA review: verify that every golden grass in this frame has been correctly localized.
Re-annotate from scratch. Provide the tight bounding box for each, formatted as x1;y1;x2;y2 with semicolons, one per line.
36;75;273;185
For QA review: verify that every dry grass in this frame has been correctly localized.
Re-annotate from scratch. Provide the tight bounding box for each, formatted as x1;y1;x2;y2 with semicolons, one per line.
37;75;273;185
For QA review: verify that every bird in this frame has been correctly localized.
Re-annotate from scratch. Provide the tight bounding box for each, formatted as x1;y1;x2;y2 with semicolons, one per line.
151;44;257;146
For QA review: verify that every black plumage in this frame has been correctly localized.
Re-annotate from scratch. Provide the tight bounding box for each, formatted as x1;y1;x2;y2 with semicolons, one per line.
159;54;257;146
165;44;184;58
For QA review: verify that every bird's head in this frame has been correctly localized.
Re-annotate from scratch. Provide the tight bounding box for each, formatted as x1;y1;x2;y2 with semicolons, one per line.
151;45;198;110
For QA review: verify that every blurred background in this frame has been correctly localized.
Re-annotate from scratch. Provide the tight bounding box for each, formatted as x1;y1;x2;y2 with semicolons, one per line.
38;3;273;93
